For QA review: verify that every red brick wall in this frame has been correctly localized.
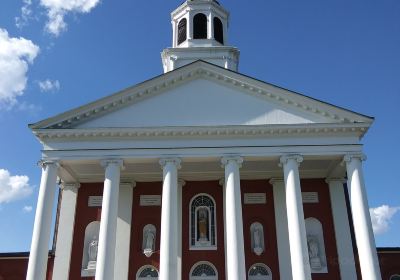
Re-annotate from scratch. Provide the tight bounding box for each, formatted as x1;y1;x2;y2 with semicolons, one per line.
378;250;400;280
0;256;53;280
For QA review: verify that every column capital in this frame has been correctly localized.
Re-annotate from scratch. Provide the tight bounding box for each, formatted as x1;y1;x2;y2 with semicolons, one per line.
37;160;60;169
159;158;182;169
343;153;366;163
325;178;347;184
60;182;80;191
279;154;303;167
221;155;243;168
101;159;124;169
269;178;284;186
218;178;224;186
120;181;136;189
178;179;186;187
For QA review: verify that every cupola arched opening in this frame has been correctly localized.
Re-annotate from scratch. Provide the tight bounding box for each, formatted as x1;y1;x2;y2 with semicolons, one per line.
193;13;207;39
177;18;187;45
213;17;224;44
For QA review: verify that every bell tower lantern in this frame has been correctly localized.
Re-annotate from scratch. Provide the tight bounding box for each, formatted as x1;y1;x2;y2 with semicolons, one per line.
162;0;240;73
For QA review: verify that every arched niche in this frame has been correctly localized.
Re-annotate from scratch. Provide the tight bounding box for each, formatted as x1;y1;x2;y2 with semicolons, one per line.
81;221;100;277
189;194;217;249
193;13;207;39
142;224;156;258
136;265;159;280
248;263;272;280
305;217;328;273
250;222;265;256
190;261;218;280
213;17;224;44
177;18;187;45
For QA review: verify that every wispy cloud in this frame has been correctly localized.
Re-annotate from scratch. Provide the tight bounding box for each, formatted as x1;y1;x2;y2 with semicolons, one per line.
40;0;101;36
370;205;400;235
15;0;33;29
0;169;34;204
23;205;33;213
0;28;39;109
38;79;60;92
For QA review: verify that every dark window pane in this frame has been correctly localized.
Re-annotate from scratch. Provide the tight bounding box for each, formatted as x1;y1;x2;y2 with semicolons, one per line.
193;13;207;39
177;18;187;45
213;17;224;44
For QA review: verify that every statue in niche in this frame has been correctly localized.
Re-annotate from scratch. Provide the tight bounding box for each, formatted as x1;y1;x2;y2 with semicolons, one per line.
253;228;263;256
87;235;98;269
198;208;208;243
143;230;155;258
307;236;322;270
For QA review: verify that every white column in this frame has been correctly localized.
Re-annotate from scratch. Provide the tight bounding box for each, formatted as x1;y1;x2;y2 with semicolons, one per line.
95;159;123;280
280;155;312;280
172;20;177;47
113;182;135;280
26;160;59;280
344;154;382;280
207;11;213;39
270;178;292;280
52;183;80;280
221;156;246;280
177;179;185;280
159;158;181;280
326;178;358;279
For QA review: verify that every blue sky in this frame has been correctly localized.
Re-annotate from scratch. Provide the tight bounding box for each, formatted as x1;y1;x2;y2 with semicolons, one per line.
0;0;399;252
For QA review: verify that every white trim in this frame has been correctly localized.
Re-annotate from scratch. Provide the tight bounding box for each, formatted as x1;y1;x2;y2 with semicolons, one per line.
189;193;217;250
189;261;218;280
136;265;159;279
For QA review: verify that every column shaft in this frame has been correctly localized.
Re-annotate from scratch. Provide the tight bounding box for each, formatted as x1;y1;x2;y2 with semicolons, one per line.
95;159;123;280
280;155;311;280
222;156;246;280
345;154;382;280
52;183;80;280
26;161;58;280
159;158;181;280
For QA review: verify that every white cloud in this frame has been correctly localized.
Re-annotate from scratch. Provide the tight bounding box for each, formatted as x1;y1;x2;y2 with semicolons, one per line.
40;0;101;36
23;205;33;213
0;169;34;204
370;205;400;235
38;79;60;92
15;0;33;29
0;28;39;109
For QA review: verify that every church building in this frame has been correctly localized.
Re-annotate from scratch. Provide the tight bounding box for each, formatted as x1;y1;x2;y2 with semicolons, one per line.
14;0;399;279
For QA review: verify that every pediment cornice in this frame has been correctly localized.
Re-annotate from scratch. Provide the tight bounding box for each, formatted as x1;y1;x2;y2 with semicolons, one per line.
29;61;373;130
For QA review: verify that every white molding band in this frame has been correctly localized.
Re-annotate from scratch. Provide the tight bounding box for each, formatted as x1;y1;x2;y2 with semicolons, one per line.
270;178;292;279
95;159;123;280
221;156;246;280
344;154;382;280
26;161;59;280
326;178;358;279
280;155;312;280
52;183;80;280
159;158;181;280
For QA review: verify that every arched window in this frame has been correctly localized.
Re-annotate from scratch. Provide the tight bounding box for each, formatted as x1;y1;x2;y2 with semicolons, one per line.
136;265;158;280
193;13;207;39
248;263;272;280
213;17;224;44
190;262;218;280
390;275;400;280
177;18;187;45
190;194;216;248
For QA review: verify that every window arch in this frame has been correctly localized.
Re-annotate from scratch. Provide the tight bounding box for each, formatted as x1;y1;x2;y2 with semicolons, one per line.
136;265;158;280
190;194;216;248
248;263;272;280
213;17;224;44
190;261;218;280
177;18;187;45
193;13;207;39
390;275;400;280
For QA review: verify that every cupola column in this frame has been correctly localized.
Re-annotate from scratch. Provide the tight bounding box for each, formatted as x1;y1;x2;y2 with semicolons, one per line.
280;155;312;280
344;154;382;280
95;159;124;280
221;156;246;280
159;158;181;280
26;160;59;280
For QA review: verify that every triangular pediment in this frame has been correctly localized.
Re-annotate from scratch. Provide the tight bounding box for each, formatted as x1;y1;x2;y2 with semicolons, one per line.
30;61;373;131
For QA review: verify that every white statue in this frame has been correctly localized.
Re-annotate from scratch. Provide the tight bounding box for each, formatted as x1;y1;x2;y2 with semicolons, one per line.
307;236;322;270
198;208;208;243
253;228;263;256
143;230;155;257
87;235;98;269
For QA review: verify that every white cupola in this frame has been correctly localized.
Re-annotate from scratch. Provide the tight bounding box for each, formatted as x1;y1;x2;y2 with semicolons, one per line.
161;0;240;73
